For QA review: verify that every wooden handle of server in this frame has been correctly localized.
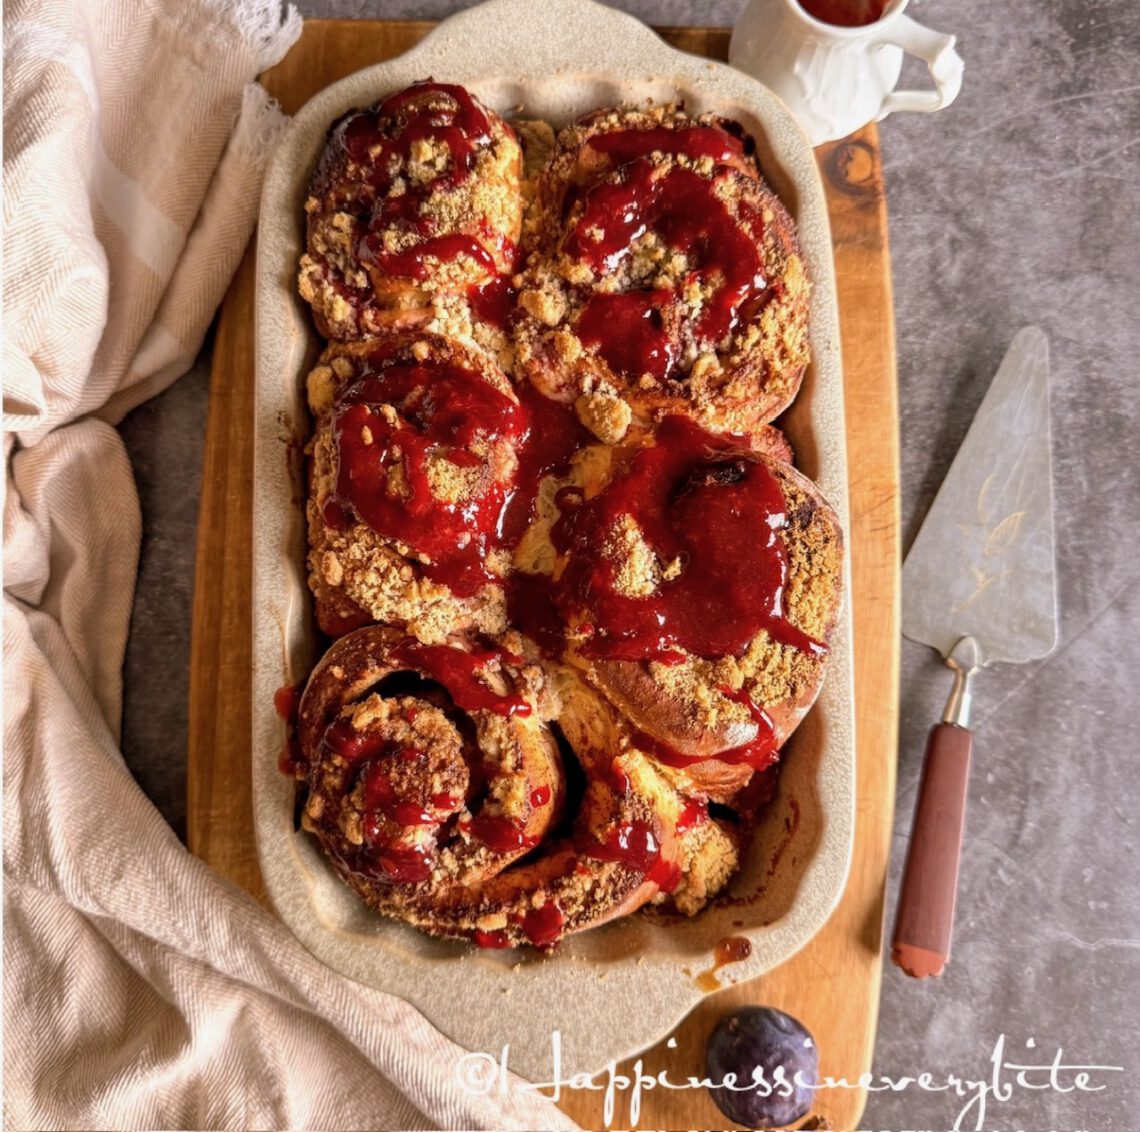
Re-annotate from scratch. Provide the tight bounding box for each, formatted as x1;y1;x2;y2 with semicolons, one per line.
891;723;972;978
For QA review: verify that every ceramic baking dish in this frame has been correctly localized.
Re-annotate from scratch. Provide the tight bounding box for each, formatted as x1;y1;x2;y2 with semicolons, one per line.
252;0;855;1081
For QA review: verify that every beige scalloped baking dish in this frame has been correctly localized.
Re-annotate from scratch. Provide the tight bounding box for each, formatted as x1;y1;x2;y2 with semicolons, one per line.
252;0;854;1081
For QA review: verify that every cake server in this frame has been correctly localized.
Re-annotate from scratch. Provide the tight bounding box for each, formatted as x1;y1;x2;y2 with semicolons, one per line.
891;326;1058;978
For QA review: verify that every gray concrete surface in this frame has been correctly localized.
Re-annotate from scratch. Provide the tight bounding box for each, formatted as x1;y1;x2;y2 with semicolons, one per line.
118;0;1140;1126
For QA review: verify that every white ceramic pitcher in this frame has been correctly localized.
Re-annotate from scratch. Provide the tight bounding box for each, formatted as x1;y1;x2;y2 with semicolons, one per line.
729;0;964;145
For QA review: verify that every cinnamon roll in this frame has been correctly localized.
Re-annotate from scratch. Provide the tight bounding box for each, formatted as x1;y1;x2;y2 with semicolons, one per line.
293;627;736;947
513;414;843;802
298;82;523;355
306;333;523;643
516;107;810;441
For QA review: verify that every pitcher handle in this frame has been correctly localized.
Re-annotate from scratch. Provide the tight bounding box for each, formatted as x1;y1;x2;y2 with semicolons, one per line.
874;15;964;119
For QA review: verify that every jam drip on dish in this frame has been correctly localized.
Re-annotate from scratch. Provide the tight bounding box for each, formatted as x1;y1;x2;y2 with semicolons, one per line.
325;347;524;596
552;414;826;663
564;158;769;382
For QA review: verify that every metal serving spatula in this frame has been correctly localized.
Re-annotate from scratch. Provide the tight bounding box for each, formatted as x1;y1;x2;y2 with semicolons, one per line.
891;326;1059;978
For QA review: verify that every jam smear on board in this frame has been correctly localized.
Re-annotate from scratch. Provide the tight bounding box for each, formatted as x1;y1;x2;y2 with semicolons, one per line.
552;414;826;662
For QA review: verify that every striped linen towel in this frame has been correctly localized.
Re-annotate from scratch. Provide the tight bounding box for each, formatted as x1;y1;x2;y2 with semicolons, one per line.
1;1;578;1128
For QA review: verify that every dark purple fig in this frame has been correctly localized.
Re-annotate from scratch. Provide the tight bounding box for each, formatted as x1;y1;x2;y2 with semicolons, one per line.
705;1006;818;1128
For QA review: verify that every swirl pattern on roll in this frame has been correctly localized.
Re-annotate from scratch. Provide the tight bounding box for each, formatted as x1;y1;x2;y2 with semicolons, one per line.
292;627;737;947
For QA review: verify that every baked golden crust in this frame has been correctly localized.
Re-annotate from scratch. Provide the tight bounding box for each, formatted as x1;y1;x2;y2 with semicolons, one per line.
522;104;763;257
577;455;843;802
515;107;811;440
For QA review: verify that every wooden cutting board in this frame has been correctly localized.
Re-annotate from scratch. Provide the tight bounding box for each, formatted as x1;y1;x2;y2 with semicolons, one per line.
187;19;899;1130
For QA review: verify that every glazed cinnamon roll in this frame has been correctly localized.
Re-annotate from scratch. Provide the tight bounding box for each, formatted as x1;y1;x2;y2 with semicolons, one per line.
513;414;843;802
298;82;523;353
516;107;810;441
293;628;735;947
306;333;523;643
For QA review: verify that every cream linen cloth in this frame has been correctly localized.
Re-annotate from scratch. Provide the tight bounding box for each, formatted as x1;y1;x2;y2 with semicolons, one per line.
2;2;579;1128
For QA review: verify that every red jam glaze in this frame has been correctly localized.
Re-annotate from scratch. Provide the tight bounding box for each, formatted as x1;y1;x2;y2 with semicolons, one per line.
521;902;565;948
563;160;769;381
333;83;520;305
328;350;524;596
587;124;747;168
361;843;435;885
500;382;593;546
716;684;781;770
342;81;492;189
391;641;532;718
506;568;568;657
325;717;384;762
575;289;677;385
576;818;681;893
274;684;302;721
474;929;511;949
552;414;826;663
465;812;540;854
501;385;594;656
531;785;552;808
373;232;501;281
362;758;454;828
676;797;709;834
468;272;518;329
